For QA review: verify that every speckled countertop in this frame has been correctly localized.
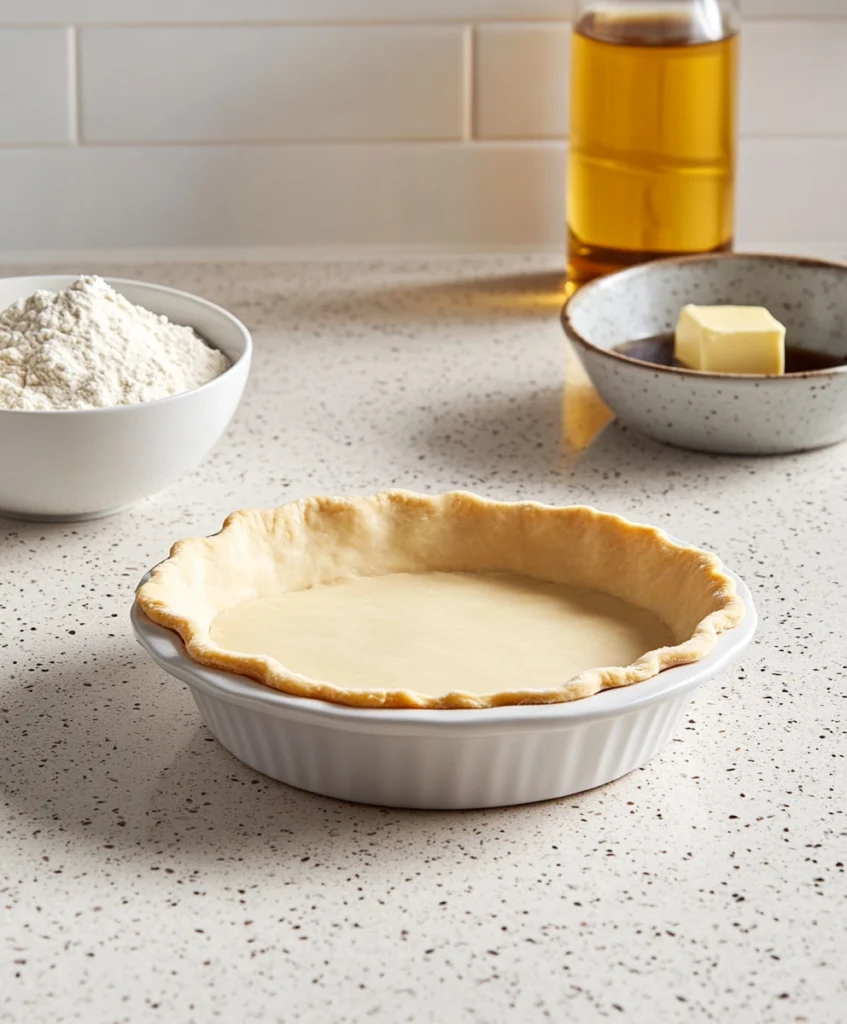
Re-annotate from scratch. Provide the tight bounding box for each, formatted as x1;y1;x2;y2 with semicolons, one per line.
1;257;844;1024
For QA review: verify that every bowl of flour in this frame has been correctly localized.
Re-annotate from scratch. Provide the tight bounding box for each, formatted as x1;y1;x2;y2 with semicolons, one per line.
0;275;251;520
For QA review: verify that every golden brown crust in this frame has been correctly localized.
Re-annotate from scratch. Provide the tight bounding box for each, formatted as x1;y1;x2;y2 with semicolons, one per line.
136;490;745;709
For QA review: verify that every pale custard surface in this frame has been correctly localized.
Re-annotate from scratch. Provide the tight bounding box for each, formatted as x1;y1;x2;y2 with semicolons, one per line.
210;571;672;697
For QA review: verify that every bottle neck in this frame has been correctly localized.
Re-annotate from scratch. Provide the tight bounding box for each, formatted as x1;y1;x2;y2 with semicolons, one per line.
575;1;740;45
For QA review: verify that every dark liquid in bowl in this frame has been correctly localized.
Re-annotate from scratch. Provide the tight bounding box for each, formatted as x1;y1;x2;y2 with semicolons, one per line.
616;334;846;373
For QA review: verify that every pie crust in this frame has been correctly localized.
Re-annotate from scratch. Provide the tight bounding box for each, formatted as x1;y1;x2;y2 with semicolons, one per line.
135;490;745;709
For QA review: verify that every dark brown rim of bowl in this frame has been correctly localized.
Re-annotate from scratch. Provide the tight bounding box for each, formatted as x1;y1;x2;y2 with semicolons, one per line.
561;251;847;381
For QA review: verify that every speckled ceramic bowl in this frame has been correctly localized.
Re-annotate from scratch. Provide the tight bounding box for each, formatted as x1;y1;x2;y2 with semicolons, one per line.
562;254;847;454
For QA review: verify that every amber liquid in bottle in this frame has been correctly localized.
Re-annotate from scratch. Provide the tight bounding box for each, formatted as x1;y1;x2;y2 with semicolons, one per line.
567;12;738;286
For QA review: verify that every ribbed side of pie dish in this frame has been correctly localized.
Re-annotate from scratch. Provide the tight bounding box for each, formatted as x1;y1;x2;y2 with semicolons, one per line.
135;490;745;709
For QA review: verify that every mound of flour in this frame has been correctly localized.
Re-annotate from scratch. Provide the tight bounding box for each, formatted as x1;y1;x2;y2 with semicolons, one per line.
0;275;230;411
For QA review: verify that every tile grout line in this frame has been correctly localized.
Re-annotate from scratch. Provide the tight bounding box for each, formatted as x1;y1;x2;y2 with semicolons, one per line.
1;18;574;29
2;136;847;150
67;25;81;145
0;14;845;28
462;24;475;142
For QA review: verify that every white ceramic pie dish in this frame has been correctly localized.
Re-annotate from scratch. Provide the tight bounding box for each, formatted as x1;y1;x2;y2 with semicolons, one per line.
131;558;756;810
0;275;251;521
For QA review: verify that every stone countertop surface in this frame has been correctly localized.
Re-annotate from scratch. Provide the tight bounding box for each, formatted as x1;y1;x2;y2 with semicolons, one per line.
1;257;844;1024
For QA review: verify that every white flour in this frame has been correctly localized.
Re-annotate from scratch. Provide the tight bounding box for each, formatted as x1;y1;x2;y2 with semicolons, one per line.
0;275;230;411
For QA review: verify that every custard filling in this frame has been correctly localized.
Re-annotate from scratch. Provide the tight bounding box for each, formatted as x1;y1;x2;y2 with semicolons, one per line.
209;571;672;697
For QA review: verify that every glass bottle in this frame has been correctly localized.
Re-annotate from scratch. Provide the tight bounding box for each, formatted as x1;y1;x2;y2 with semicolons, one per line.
566;0;740;286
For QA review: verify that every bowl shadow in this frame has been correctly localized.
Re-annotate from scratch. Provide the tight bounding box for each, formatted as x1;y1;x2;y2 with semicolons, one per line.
405;381;774;493
282;269;568;327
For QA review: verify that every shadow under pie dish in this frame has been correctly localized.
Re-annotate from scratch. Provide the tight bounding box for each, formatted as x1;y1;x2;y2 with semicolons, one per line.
135;490;745;711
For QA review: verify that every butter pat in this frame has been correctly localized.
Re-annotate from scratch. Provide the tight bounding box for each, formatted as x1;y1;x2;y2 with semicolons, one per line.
674;305;786;374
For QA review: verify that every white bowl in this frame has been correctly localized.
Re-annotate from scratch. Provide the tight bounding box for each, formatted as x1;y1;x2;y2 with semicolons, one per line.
562;253;847;454
0;275;251;521
131;560;756;810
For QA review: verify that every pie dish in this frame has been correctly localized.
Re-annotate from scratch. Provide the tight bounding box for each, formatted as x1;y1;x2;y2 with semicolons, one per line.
135;490;745;710
132;568;756;808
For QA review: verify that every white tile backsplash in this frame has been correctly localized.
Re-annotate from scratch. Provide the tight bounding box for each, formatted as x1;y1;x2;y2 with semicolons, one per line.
0;139;844;256
0;1;845;253
742;21;847;135
738;139;847;242
0;28;71;144
4;0;845;23
741;0;847;14
474;25;569;140
0;0;574;25
4;0;846;25
80;26;465;142
0;143;565;251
